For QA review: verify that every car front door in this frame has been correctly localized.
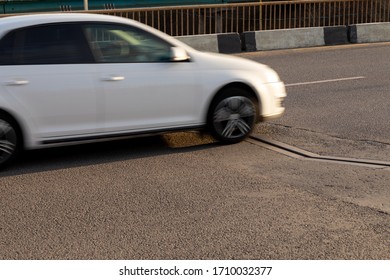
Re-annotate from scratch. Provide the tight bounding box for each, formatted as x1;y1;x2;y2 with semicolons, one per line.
83;23;201;134
0;23;98;141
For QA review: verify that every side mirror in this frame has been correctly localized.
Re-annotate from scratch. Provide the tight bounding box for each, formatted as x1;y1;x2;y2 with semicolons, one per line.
170;47;190;62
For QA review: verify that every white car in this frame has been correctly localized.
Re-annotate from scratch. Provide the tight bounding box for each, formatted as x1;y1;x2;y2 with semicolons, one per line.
0;13;286;168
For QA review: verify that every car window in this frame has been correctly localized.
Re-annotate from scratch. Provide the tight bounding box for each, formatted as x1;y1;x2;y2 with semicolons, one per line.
0;31;14;65
0;24;92;65
83;23;173;63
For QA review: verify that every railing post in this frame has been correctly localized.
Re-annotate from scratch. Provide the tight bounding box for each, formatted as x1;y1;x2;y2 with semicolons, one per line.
84;0;88;11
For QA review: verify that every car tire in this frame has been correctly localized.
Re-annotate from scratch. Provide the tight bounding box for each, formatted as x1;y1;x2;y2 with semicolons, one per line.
0;115;20;169
207;88;257;144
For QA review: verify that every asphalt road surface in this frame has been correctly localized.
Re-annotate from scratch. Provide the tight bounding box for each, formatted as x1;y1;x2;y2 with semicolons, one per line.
240;43;390;160
0;44;389;260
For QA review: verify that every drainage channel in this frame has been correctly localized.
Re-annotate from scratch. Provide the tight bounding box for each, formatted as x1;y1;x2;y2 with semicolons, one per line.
248;135;390;170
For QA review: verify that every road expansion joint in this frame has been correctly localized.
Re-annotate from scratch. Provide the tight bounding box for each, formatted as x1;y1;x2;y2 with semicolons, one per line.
248;135;390;170
265;123;390;146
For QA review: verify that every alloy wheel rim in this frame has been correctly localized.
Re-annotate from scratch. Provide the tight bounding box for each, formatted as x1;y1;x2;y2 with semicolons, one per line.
213;96;255;139
0;120;17;164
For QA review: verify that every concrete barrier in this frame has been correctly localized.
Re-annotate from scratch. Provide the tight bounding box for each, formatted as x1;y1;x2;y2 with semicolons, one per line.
176;24;388;54
175;33;241;53
349;23;390;43
242;27;325;51
241;26;349;51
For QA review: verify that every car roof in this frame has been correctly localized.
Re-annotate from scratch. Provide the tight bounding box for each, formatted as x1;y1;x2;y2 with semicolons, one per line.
0;13;134;28
0;12;196;52
0;13;151;38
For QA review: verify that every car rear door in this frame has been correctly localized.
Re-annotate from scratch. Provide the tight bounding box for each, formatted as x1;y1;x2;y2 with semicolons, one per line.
0;23;98;142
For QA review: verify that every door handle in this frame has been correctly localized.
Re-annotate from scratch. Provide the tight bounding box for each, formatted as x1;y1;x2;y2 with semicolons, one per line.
101;76;125;82
4;80;29;86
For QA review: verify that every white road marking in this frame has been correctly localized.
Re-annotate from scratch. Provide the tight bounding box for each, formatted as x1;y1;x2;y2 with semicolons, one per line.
285;76;366;87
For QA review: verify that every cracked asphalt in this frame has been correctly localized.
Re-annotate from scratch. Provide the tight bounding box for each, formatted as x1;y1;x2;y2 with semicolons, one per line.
1;44;389;260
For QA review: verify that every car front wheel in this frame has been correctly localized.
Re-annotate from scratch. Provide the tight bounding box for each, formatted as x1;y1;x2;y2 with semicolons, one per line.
208;88;257;144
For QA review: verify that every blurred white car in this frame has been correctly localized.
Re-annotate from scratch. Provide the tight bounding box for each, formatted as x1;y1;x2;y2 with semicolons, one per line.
0;13;286;168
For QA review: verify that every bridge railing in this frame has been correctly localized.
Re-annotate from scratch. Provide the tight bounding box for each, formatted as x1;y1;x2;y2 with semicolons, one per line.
1;0;389;35
86;0;390;35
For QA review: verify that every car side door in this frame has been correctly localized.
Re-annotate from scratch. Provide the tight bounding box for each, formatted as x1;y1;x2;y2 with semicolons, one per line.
83;23;202;134
0;23;98;142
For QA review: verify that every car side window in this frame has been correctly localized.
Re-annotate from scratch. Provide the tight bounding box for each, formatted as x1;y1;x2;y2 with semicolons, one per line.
0;31;15;65
0;24;92;65
83;23;173;63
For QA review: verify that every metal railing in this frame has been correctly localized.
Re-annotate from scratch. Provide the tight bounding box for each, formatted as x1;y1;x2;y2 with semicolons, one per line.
86;0;390;35
2;0;390;35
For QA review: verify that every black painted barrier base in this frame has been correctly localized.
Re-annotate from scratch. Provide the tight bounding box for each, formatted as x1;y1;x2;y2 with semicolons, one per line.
324;26;349;45
217;33;242;53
